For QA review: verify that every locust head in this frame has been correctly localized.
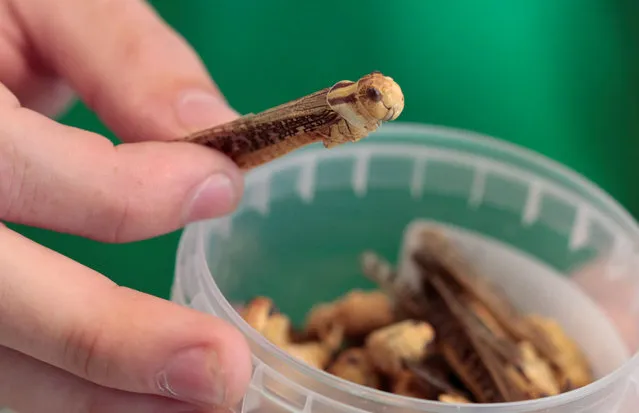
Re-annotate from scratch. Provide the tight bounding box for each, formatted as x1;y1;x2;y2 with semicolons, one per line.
356;71;404;123
327;71;404;129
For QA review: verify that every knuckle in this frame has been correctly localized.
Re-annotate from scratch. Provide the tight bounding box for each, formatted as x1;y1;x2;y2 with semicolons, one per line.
100;152;134;244
109;194;132;243
0;136;17;217
61;314;112;384
0;125;35;220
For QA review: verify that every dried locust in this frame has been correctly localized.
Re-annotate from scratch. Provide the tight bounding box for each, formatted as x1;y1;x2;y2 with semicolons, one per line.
180;71;404;169
405;356;470;401
410;228;559;364
361;251;514;402
408;228;593;391
362;226;573;403
424;273;530;402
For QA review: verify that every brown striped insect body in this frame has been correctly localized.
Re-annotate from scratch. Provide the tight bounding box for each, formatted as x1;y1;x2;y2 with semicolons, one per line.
181;71;404;169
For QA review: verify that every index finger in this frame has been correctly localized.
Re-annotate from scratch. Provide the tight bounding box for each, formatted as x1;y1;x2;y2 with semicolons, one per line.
0;89;243;243
10;0;237;142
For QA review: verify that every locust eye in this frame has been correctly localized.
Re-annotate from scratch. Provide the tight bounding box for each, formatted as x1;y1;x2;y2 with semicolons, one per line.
366;87;382;102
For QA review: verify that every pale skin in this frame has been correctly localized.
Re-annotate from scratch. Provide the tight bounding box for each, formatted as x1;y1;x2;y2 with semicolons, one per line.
0;0;253;412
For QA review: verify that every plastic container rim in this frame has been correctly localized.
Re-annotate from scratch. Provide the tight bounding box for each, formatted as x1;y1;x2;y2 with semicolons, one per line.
184;122;639;412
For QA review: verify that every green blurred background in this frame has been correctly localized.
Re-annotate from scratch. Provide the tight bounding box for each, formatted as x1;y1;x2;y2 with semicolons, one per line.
7;0;639;299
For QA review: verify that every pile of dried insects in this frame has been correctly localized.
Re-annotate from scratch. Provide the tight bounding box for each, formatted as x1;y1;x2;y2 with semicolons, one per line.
239;223;593;404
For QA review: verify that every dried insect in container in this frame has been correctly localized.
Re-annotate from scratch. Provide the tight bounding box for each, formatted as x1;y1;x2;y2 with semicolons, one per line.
305;289;395;339
412;250;523;366
241;296;276;333
410;230;586;402
360;250;399;293
281;342;334;370
242;297;343;369
283;321;344;370
327;348;381;389
241;297;292;346
507;341;561;399
392;369;435;399
438;393;471;404
466;298;508;339
359;251;430;321
284;317;344;370
410;227;558;361
304;303;337;339
421;274;525;403
525;314;593;390
409;226;589;398
405;355;470;401
365;320;435;377
262;313;293;347
362;248;517;402
179;71;404;169
335;290;396;337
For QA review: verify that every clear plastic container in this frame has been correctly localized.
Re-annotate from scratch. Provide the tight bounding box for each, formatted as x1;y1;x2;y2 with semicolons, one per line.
171;123;639;413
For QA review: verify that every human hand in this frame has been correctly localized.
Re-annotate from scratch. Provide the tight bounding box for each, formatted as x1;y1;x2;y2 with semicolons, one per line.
0;0;252;412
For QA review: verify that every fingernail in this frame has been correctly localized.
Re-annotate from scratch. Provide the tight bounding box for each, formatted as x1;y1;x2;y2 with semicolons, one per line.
183;173;238;223
175;89;239;132
157;346;227;406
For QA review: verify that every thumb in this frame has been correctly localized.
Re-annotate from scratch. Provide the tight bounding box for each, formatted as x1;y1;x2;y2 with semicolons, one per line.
0;225;253;409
